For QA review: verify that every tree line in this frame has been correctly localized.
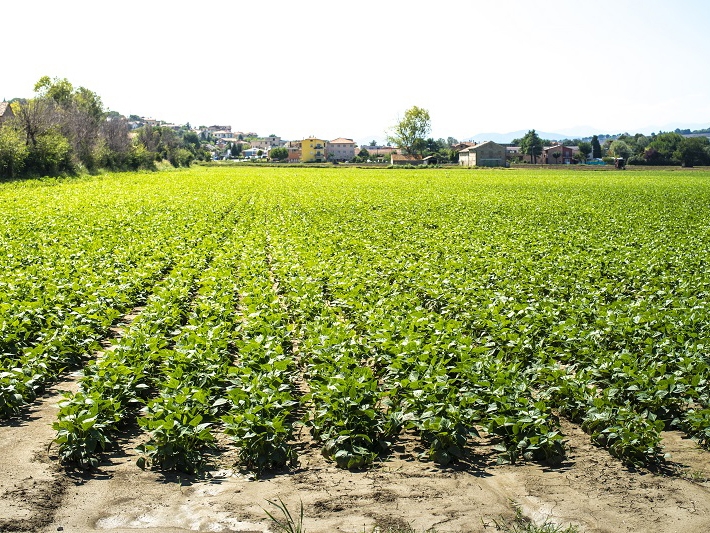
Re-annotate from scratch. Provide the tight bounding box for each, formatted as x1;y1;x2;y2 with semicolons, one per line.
0;77;211;179
512;129;710;167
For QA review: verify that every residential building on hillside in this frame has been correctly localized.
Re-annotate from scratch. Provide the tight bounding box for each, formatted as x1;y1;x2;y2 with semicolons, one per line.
251;136;284;150
327;138;356;161
0;101;15;126
208;125;231;132
459;141;506;167
301;137;327;162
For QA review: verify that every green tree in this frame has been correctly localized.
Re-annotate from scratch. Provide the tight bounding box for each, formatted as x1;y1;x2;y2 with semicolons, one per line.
674;136;710;167
577;141;592;162
34;76;74;107
270;147;288;161
551;151;562;164
11;98;59;148
520;129;543;163
183;131;200;148
645;132;684;164
386;106;431;155
609;140;632;160
31;76;107;170
591;135;602;158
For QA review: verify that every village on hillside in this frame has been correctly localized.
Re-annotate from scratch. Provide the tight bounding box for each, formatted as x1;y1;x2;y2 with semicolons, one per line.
3;87;710;180
125;119;587;167
125;114;710;168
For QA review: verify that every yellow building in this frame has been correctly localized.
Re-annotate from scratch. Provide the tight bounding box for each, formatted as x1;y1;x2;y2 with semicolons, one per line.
300;137;327;162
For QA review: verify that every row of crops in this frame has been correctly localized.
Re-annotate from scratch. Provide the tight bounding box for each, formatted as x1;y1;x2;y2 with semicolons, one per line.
2;167;710;474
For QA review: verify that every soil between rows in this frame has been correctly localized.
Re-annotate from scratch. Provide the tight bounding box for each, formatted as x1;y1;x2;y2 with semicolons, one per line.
2;379;710;533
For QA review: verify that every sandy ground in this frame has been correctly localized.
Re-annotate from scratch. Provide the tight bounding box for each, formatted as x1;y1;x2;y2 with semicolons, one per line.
1;376;710;533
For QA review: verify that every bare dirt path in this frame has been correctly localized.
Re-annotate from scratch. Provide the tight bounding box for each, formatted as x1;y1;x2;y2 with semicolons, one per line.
1;402;707;533
0;376;78;532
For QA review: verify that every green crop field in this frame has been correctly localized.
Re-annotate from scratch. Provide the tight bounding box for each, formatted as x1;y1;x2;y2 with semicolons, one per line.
2;166;710;474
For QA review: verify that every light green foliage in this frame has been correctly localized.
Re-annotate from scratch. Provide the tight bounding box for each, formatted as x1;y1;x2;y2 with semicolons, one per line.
0;125;29;178
1;166;709;477
387;106;431;155
270;147;288;161
608;140;632;160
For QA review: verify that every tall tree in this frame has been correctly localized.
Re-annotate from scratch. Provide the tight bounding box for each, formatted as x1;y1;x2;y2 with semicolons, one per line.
577;141;592;162
645;132;684;164
386;106;431;155
520;129;543;163
591;135;602;158
674;136;710;167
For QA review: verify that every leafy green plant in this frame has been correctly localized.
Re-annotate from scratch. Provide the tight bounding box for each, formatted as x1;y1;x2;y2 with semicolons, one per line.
136;389;216;473
581;403;665;467
53;391;123;468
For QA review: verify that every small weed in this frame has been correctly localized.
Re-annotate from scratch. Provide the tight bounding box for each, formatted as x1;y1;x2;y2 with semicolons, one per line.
370;519;436;533
263;498;305;533
491;502;579;533
684;470;709;483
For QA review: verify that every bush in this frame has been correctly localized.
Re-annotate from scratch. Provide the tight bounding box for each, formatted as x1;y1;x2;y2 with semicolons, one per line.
26;130;73;176
0;126;29;178
128;143;156;170
168;148;194;168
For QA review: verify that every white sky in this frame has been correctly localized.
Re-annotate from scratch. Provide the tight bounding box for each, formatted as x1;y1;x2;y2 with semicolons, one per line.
3;0;710;142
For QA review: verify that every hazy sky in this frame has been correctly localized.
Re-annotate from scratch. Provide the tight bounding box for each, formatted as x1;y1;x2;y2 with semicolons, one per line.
3;0;709;142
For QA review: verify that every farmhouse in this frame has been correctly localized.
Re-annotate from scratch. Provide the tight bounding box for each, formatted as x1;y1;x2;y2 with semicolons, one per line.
391;154;424;165
360;145;398;159
543;144;576;164
0;101;15;126
458;141;506;167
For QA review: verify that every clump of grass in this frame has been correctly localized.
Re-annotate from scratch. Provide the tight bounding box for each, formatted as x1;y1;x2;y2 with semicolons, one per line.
263;498;305;533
